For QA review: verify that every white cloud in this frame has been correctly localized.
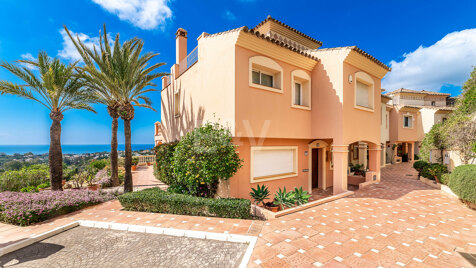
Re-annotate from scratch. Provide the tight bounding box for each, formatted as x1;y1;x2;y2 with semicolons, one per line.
382;28;476;92
91;0;172;30
58;29;100;61
224;10;237;21
20;53;37;70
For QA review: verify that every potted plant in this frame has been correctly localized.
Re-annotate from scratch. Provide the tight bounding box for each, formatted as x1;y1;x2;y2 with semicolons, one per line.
273;187;296;211
265;201;280;212
71;172;87;189
293;187;311;206
86;170;99;190
132;157;139;171
250;184;270;207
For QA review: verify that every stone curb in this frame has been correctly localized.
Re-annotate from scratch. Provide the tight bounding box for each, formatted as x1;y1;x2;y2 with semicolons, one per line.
0;221;79;257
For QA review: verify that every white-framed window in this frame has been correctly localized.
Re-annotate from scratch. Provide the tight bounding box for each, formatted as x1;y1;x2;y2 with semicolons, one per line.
252;69;274;88
249;56;283;93
403;115;413;128
174;90;180;117
250;146;298;183
354;72;374;111
294;82;302;105
291;70;311;109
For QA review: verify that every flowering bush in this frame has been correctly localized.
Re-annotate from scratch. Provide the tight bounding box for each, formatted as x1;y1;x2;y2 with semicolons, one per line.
97;177;112;188
0;190;115;226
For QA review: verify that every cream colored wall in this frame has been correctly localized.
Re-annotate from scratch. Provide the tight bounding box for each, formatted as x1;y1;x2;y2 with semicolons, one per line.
234;45;313;139
424;96;446;106
380;103;390;144
161;32;239;142
420;108;437;134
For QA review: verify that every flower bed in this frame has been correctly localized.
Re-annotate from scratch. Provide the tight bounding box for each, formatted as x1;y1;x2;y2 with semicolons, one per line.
0;190;115;226
118;188;251;219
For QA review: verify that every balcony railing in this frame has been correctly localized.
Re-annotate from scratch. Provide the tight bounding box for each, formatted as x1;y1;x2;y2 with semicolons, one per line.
178;46;198;76
138;155;155;165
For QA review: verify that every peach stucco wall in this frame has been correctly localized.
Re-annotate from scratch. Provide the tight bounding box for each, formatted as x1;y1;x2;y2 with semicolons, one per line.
230;137;334;199
342;63;381;146
161;31;239;142
234;46;313;139
389;108;424;143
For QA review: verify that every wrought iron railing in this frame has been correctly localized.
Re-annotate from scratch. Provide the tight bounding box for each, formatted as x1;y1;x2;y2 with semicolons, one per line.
178;46;198;76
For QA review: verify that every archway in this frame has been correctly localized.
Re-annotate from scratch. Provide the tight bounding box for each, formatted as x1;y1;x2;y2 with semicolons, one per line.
308;140;329;193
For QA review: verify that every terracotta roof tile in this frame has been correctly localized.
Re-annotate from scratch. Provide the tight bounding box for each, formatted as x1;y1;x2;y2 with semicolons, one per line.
386;88;451;96
253;15;323;47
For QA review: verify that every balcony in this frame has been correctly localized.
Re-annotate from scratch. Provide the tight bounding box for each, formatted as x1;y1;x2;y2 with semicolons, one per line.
178;46;198;76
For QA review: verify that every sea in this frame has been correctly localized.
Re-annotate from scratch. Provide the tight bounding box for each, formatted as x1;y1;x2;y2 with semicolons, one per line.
0;144;155;155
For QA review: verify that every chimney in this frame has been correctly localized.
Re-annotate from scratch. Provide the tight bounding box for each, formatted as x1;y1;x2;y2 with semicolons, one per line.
176;28;187;64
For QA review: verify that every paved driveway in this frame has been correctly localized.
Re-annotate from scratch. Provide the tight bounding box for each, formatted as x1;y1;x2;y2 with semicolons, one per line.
249;163;476;267
0;226;248;268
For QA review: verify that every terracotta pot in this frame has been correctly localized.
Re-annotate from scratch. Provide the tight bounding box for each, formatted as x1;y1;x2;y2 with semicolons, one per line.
62;180;66;186
147;162;152;166
270;206;279;213
132;165;137;171
38;188;47;192
87;184;99;191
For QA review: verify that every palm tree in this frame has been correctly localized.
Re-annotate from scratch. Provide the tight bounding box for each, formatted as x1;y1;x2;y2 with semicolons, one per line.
63;25;122;186
64;25;166;192
0;52;96;190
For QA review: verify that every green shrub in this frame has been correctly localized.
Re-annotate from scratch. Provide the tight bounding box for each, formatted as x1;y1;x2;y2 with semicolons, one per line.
0;165;49;192
440;173;451;185
90;159;108;171
118;187;251;219
173;122;243;197
413;160;429;171
154;142;178;185
20;185;38;193
449;165;476;204
421;163;448;182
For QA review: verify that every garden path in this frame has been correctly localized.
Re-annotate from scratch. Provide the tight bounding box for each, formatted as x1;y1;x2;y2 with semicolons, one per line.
0;163;475;267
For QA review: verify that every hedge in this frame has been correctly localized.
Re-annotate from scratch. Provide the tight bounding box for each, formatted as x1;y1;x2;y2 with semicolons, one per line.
449;165;476;204
154;142;178;186
413;160;429;171
421;163;448;181
440;173;451;186
118;187;251;219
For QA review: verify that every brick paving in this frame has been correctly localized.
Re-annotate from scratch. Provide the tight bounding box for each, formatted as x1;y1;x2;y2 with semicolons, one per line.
250;163;476;267
0;226;248;267
1;163;475;267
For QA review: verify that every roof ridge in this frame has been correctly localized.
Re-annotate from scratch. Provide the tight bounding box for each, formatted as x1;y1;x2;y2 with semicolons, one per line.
243;27;319;62
253;15;323;47
312;46;390;71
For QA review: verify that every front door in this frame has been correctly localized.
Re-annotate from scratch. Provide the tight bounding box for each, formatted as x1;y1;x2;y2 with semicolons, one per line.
312;148;319;188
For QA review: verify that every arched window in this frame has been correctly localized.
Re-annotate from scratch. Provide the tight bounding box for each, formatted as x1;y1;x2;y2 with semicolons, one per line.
354;71;375;111
249;56;283;93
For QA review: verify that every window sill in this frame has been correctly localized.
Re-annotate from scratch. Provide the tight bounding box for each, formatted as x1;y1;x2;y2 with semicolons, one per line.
354;105;374;112
291;104;311;111
250;83;283;94
251;172;298;183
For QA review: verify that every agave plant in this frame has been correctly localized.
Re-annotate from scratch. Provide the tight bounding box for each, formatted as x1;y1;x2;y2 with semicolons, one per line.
293;187;311;206
250;184;270;206
273;187;296;210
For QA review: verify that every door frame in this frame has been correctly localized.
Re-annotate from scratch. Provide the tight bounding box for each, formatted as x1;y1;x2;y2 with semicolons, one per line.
308;140;329;193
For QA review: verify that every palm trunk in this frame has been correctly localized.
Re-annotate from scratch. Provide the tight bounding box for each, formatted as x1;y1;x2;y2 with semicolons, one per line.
49;118;63;191
123;119;133;192
110;116;119;186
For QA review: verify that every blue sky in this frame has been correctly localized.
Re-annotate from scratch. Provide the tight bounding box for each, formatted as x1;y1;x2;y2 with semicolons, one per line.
0;0;475;145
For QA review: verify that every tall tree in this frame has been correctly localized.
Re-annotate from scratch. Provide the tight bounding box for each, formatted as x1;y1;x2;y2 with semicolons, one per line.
63;25;122;186
65;25;166;192
0;52;96;190
117;39;167;192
